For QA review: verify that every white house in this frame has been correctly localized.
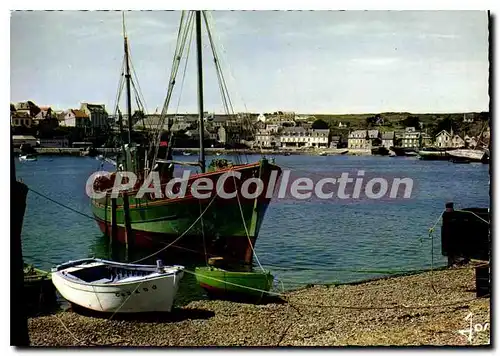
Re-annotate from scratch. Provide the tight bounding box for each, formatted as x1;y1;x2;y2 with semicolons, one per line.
435;130;452;148
61;109;90;128
280;127;329;148
348;130;368;149
381;132;395;149
451;134;465;148
402;127;420;148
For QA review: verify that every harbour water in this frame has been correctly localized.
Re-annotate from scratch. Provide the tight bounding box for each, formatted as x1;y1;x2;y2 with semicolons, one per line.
16;154;490;300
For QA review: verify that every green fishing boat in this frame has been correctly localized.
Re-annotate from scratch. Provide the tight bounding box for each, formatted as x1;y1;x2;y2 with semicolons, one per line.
195;258;274;302
90;11;281;264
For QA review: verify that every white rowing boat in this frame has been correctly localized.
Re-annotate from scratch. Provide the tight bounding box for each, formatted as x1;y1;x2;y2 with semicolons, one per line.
19;154;37;162
51;258;184;313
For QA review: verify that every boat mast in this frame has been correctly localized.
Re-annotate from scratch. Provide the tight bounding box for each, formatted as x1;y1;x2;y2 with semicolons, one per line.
121;12;134;257
195;10;206;173
123;12;133;145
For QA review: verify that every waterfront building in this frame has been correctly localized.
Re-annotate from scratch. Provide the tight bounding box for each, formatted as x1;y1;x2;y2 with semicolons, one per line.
280;127;329;148
348;130;369;149
402;127;420;148
435;130;452;148
381;131;395;149
80;103;109;134
11;101;37;127
60;109;90;129
451;134;465;148
11;109;33;128
254;125;281;148
420;132;433;147
348;129;380;149
34;106;59;131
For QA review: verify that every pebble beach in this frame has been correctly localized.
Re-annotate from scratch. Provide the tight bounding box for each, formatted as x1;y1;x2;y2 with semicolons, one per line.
27;262;490;347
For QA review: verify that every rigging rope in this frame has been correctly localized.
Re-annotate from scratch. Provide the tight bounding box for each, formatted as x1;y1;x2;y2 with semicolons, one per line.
231;174;265;272
150;11;195;167
182;268;485;311
203;11;235;116
130;165;232;264
205;11;249;114
174;18;195;116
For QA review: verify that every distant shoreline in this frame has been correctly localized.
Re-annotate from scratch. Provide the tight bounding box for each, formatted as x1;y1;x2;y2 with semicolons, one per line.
14;147;372;157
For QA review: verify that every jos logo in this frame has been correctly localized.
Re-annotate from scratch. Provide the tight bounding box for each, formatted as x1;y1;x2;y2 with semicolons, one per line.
457;312;490;344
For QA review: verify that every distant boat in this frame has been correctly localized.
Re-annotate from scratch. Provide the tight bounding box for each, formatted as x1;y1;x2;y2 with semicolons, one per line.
318;151;328;156
446;148;487;163
216;152;222;156
182;151;192;156
371;146;390;156
389;146;417;157
417;148;449;161
19;154;37;162
451;158;471;164
51;258;184;313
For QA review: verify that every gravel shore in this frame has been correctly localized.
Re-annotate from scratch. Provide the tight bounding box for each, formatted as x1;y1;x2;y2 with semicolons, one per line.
28;263;490;347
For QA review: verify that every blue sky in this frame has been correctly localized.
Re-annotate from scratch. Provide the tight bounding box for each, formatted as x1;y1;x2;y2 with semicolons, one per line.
10;10;489;114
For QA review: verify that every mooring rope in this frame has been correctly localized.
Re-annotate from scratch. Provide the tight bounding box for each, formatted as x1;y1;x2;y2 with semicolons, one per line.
183;268;487;311
231;173;266;273
130;167;234;264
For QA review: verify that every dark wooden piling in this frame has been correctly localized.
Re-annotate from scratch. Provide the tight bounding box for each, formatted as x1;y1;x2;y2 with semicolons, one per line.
475;265;490;298
11;130;30;346
122;193;134;260
111;198;117;243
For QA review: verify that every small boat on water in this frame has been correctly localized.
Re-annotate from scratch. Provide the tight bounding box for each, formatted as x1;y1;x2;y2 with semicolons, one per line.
451;158;471;164
446;148;488;163
19;154;37;162
182;151;192;156
51;259;184;313
371;146;390;156
389;146;417;157
417;147;449;161
194;257;273;302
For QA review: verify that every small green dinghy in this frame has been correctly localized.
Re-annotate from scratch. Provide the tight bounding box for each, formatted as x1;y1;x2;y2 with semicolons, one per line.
195;258;274;302
23;263;57;310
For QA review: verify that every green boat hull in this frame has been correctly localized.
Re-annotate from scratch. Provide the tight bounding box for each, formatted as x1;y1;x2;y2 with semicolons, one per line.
91;159;281;264
23;264;57;310
195;266;274;301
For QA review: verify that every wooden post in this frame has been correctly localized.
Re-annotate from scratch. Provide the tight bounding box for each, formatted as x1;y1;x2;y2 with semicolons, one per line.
111;198;117;243
122;193;134;260
11;130;30;346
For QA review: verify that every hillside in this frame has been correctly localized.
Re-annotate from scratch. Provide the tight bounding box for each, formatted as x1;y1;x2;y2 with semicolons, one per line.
307;112;490;138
